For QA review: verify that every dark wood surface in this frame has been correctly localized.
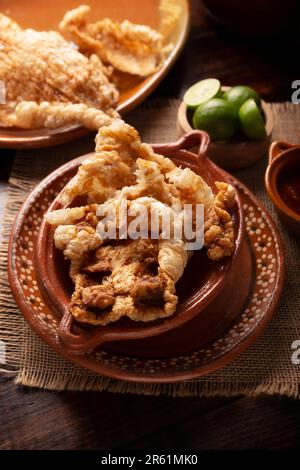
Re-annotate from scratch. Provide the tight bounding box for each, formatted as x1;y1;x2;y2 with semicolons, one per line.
1;0;300;450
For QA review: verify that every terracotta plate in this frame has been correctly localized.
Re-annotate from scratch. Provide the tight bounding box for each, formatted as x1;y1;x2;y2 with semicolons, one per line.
0;0;189;149
8;161;284;382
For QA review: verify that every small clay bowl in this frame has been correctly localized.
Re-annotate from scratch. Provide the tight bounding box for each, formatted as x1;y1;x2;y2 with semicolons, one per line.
266;141;300;235
36;130;246;354
177;88;273;170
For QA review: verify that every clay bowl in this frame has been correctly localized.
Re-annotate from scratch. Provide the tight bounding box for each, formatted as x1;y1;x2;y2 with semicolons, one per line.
266;141;300;235
177;90;273;170
36;130;245;354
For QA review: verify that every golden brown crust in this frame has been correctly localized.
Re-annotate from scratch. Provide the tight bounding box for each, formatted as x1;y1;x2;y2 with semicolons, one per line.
0;8;170;130
0;13;118;129
204;182;236;261
67;238;185;325
59;120;176;206
59;5;171;77
46;122;236;325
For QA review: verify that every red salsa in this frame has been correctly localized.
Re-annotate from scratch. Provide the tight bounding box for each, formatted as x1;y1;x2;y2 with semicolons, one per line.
278;167;300;215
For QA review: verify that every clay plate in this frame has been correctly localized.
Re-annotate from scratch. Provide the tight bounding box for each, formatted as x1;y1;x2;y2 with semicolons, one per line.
8;150;284;382
0;0;190;149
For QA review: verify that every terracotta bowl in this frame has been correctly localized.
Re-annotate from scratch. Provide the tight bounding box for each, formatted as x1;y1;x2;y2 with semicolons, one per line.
177;90;273;170
266;141;300;235
36;130;246;354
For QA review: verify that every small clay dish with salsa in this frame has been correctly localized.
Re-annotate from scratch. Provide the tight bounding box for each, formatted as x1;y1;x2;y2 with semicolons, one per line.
266;141;300;235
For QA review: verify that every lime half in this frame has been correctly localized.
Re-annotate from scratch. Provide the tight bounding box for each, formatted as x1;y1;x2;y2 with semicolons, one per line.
193;98;237;141
238;98;266;140
184;78;221;110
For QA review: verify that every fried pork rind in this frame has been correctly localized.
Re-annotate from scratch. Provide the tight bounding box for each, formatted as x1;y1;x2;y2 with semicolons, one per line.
69;238;187;325
60;5;171;77
167;167;214;208
46;205;97;226
166;167;235;259
0;7;171;130
204;182;236;261
0;13;118;129
53;223;102;281
59;120;176;206
46;121;236;325
1;101;118;130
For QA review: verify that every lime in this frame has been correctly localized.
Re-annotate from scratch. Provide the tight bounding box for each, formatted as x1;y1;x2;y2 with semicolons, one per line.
193;98;237;141
184;78;221;110
238;98;266;140
223;85;261;114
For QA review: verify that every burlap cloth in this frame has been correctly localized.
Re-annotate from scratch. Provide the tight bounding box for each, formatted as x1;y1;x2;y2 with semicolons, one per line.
0;99;300;397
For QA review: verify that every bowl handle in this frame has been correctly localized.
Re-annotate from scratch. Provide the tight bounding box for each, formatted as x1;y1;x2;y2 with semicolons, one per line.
58;310;121;353
269;141;295;163
151;130;210;158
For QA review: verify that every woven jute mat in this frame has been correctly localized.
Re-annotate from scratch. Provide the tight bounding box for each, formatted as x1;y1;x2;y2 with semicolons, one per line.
1;98;300;397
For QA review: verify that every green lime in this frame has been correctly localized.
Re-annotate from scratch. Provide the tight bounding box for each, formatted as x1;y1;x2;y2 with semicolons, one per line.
193;98;237;141
238;98;266;140
223;85;261;114
184;78;221;110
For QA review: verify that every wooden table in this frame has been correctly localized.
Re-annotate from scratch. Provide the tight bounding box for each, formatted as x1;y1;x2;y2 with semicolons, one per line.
1;1;300;450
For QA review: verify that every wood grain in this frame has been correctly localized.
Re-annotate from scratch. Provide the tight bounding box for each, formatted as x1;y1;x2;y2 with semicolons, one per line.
0;377;235;450
1;0;300;450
